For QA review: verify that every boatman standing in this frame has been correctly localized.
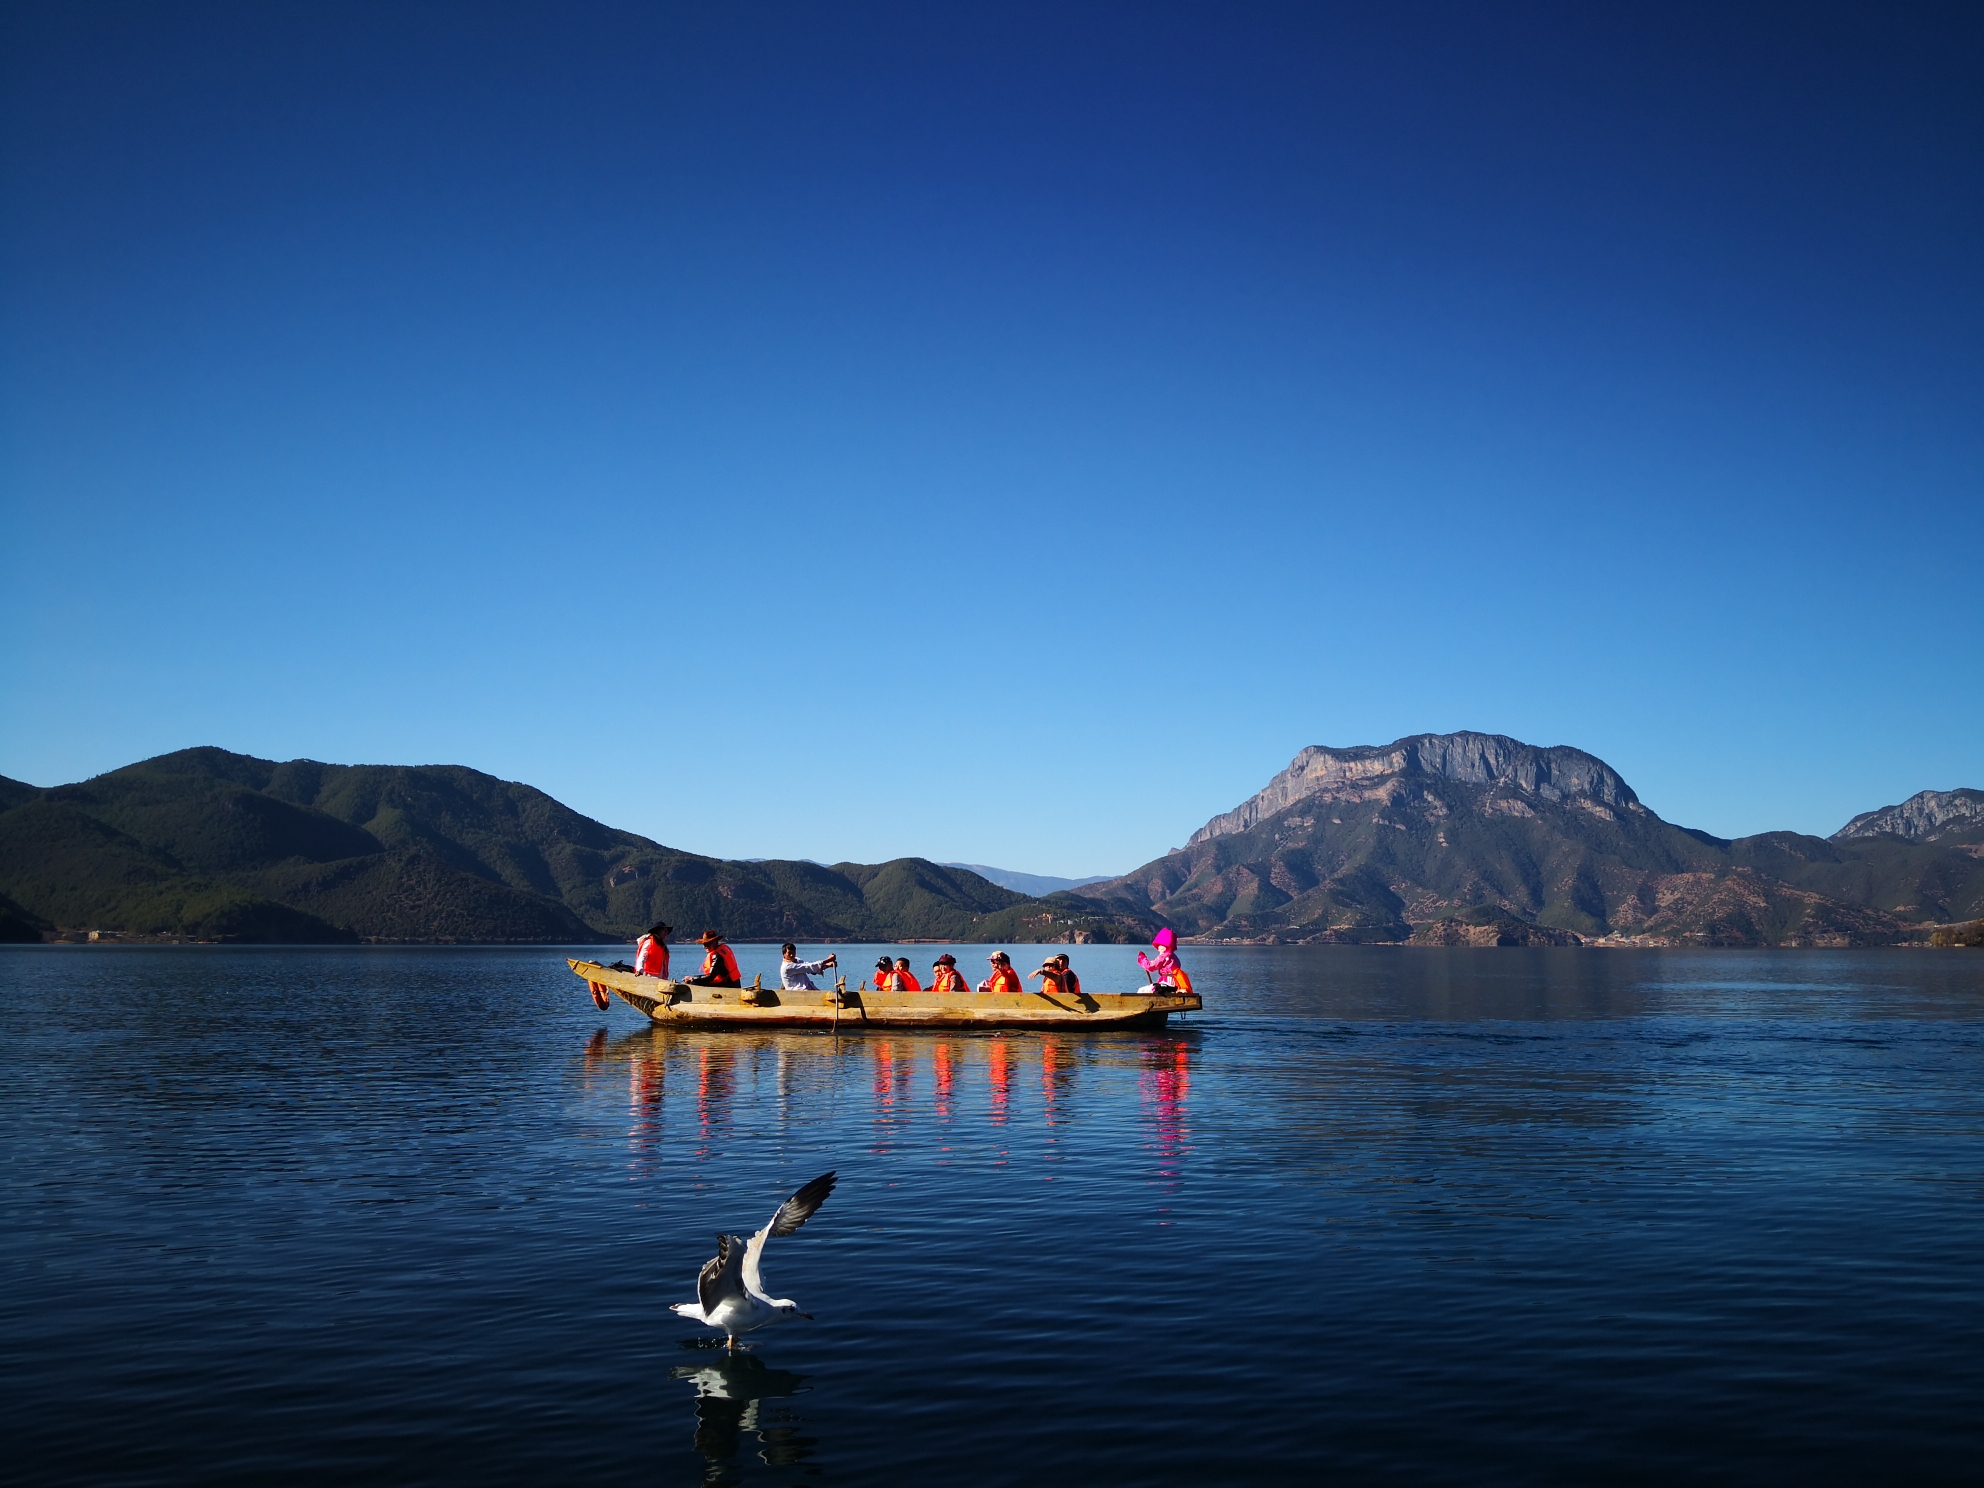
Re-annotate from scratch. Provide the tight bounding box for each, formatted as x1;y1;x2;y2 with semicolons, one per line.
685;929;741;988
634;922;672;979
779;944;838;991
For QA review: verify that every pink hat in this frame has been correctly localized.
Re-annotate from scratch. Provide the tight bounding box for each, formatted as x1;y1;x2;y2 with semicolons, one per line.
1151;927;1176;950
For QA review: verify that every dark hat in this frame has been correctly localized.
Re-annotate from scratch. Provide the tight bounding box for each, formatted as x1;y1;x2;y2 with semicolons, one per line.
648;923;673;939
875;955;893;968
696;929;724;945
934;953;957;966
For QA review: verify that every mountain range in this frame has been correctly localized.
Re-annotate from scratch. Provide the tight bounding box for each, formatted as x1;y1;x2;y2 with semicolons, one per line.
942;864;1115;897
1075;735;1984;947
0;748;1136;946
1;736;1977;948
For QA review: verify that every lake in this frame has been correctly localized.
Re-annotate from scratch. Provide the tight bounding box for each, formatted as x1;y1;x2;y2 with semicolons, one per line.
3;943;1982;1484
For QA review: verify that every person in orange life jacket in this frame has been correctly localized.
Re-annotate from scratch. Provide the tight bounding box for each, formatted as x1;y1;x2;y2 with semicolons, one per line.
871;956;897;990
634;922;672;979
1054;953;1080;998
978;951;1022;994
930;954;968;994
684;929;741;988
1028;958;1066;995
891;957;923;992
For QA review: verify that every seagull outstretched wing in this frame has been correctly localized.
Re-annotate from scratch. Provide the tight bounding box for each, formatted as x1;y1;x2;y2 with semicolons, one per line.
743;1171;837;1298
698;1232;746;1315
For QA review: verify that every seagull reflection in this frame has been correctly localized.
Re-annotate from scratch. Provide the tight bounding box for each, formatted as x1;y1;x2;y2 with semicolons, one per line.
671;1349;816;1482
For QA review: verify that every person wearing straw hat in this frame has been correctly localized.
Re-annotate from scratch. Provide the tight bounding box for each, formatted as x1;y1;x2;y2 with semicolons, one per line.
684;929;741;988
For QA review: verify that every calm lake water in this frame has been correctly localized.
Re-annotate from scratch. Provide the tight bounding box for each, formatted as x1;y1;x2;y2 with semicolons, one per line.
4;943;1983;1485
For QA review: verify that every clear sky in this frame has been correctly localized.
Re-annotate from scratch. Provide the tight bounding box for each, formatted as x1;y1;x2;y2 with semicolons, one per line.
3;2;1979;876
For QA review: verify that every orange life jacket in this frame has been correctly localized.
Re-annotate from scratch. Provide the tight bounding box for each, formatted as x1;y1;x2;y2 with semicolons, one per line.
700;942;740;982
932;965;966;993
635;935;669;978
1062;968;1081;997
893;968;923;992
986;964;1021;994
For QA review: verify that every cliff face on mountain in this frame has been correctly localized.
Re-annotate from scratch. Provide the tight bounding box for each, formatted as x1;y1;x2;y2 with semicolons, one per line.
0;750;1144;945
1833;789;1984;844
1190;734;1638;844
1077;734;1984;946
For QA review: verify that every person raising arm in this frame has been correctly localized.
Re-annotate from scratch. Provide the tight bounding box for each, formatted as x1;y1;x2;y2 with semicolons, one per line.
779;943;837;992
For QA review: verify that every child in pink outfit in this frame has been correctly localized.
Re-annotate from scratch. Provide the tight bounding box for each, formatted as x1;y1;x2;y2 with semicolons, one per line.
1137;927;1182;988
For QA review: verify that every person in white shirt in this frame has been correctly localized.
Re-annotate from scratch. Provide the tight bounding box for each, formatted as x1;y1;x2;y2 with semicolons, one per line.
779;943;838;992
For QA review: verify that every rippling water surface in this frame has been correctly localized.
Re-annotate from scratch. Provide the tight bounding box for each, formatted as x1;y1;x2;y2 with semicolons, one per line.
4;944;1983;1484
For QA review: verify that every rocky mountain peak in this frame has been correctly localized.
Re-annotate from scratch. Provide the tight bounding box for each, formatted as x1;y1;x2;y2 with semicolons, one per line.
1187;732;1641;846
1831;788;1984;843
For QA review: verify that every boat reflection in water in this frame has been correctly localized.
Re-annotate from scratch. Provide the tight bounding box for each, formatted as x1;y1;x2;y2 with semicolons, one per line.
671;1348;816;1482
585;1025;1196;1206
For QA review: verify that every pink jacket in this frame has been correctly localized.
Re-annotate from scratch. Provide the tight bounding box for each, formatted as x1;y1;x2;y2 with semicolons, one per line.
1137;946;1180;984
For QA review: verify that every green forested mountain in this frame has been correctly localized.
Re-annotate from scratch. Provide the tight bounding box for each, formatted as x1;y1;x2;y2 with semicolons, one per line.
0;749;1151;945
1072;734;1984;947
7;740;1975;948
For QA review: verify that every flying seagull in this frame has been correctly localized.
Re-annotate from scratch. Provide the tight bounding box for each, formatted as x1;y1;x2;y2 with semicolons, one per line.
671;1171;838;1348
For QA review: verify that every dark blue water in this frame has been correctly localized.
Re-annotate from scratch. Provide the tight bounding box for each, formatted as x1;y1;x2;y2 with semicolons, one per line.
4;944;1983;1485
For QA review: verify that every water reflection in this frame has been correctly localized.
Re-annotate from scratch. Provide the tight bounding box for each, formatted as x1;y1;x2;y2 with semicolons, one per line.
671;1349;815;1483
579;1027;1195;1200
1141;1038;1191;1218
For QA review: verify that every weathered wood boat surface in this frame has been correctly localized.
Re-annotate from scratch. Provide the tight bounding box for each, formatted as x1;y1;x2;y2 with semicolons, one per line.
569;959;1200;1030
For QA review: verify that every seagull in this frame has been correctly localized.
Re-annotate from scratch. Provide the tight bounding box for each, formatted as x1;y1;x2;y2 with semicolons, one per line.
671;1171;838;1348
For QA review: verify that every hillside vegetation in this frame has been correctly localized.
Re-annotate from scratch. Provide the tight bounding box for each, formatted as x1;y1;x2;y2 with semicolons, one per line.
0;750;1149;945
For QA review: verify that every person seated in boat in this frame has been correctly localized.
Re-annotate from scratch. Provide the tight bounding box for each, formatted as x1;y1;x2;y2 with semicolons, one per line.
929;954;968;993
779;943;837;992
891;957;923;992
1028;958;1065;995
871;955;897;990
684;929;741;988
977;951;1022;994
1136;927;1185;993
1054;953;1081;999
634;922;673;979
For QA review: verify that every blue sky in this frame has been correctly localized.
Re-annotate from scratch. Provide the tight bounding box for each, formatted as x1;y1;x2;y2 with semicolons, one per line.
2;1;1979;875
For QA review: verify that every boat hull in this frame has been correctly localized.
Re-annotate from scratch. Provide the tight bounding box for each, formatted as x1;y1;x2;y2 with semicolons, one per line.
569;959;1199;1031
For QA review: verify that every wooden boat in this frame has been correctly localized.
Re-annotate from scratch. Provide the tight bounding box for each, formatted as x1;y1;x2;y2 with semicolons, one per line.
569;958;1200;1031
